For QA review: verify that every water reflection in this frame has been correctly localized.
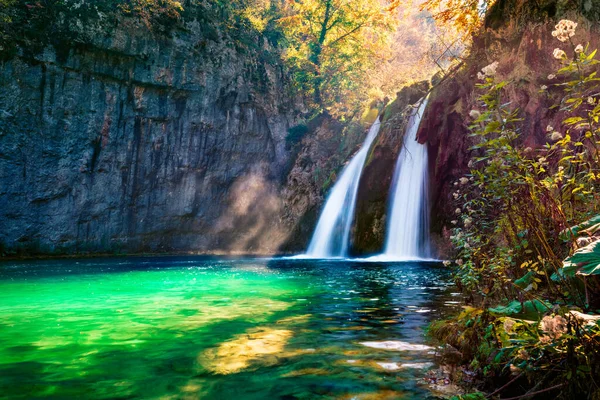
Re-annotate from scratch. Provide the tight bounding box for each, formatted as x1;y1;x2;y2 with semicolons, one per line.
0;256;457;399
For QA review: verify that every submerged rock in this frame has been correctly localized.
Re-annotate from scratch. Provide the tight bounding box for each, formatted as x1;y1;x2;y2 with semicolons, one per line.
200;328;293;375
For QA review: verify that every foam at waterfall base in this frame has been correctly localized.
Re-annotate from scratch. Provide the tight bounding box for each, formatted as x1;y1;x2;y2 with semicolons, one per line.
285;254;346;260
283;254;442;263
362;254;440;263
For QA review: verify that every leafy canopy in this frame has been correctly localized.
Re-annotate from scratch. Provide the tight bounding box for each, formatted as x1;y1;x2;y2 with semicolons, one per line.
421;0;493;35
278;0;401;112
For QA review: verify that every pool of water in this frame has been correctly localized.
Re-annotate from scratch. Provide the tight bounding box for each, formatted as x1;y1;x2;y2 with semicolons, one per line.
0;256;458;399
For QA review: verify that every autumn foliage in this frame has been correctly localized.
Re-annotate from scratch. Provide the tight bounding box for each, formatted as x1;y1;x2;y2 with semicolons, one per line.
421;0;494;35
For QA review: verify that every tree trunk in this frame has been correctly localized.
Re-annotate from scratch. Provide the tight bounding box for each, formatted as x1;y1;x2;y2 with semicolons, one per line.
311;0;332;105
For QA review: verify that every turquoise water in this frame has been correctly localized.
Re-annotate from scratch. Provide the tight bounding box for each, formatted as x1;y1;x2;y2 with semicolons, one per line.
0;256;457;399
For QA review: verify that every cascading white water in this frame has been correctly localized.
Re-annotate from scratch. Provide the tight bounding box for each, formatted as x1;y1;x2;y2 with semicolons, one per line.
382;98;431;260
305;120;381;258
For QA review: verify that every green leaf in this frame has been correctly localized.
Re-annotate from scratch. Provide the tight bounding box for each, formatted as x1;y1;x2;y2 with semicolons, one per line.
514;271;535;289
489;300;551;318
451;393;487;400
559;215;600;241
563;240;600;276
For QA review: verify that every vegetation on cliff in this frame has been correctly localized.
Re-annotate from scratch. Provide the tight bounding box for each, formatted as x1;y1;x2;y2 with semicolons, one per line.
427;9;600;399
1;0;459;114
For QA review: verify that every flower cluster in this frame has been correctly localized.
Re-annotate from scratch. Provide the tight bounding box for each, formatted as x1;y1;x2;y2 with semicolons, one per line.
553;48;566;60
540;315;568;340
550;131;563;141
482;61;499;76
477;61;499;80
469;109;481;119
551;19;577;42
545;125;563;141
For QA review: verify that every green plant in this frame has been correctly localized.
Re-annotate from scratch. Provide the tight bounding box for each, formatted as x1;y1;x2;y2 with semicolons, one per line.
286;124;309;147
434;19;600;398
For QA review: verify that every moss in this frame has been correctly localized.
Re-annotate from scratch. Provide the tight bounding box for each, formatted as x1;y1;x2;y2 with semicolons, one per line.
360;107;379;124
286;124;309;147
381;98;398;123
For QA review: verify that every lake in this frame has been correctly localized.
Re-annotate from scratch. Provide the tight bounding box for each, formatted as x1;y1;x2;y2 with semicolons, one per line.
0;256;458;399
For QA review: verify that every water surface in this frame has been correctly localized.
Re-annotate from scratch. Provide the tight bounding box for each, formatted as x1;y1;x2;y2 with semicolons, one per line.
0;256;457;399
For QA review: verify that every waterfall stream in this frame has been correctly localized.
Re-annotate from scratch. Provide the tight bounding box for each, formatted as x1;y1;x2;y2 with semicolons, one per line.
382;98;431;260
305;120;381;258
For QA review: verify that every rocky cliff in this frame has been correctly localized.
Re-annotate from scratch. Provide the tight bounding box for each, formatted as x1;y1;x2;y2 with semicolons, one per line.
0;9;303;256
418;0;600;257
0;2;389;257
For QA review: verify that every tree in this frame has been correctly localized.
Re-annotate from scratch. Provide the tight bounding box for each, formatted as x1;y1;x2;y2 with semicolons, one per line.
278;0;401;111
420;0;493;36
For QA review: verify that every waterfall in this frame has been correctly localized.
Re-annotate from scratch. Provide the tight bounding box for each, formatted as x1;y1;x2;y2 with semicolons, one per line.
305;120;381;258
382;98;431;260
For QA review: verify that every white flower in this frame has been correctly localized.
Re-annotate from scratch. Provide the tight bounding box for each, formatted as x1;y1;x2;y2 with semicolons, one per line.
455;208;462;215
442;260;451;267
453;192;460;199
451;220;458;225
552;19;578;42
540;315;568;339
464;218;473;228
459;177;469;185
548;74;556;80
477;72;486;80
456;259;464;266
504;318;515;333
553;48;566;59
575;44;584;53
546;125;554;132
550;131;563;141
469;109;481;119
541;85;548;91
588;97;596;105
481;61;499;77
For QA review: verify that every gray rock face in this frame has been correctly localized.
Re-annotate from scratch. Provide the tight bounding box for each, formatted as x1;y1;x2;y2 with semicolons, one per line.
0;19;299;256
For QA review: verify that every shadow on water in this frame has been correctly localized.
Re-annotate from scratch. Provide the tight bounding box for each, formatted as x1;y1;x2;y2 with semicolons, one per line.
0;256;458;399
